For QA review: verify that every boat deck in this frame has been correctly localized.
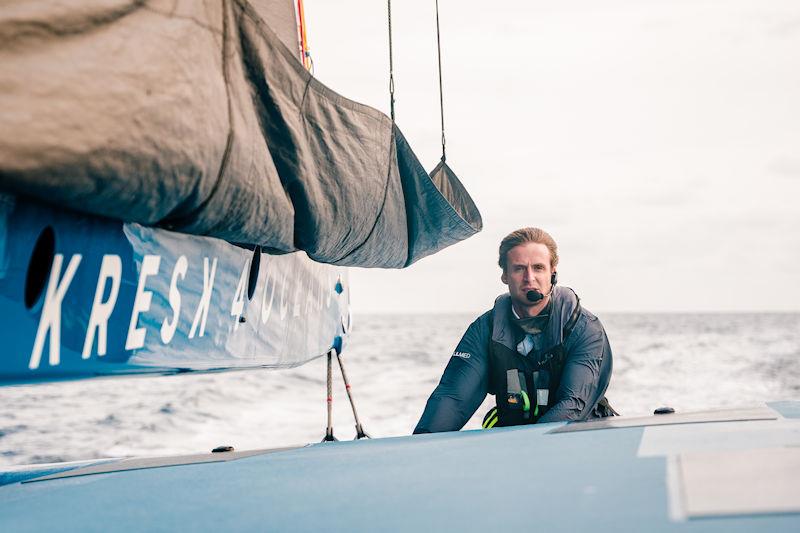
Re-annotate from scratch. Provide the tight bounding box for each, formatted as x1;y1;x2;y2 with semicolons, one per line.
1;401;798;532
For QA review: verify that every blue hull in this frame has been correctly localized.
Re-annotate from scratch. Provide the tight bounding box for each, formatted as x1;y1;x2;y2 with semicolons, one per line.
0;195;350;384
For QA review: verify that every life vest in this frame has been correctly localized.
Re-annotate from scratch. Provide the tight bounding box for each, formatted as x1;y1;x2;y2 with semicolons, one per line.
484;288;582;428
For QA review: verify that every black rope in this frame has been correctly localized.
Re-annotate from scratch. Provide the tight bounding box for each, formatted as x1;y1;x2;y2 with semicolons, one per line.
435;0;446;161
388;0;396;122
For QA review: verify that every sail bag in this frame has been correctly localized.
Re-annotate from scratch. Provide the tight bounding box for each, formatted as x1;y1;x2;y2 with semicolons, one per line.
0;0;481;268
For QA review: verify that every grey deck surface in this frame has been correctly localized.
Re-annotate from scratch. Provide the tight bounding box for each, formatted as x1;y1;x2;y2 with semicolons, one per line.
24;446;300;483
1;402;798;532
548;405;777;433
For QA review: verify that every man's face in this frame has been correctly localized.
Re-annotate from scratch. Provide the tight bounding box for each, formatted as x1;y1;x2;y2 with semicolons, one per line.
501;242;555;312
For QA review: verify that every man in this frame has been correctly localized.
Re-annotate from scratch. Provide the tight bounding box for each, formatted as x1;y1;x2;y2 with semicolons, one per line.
414;227;615;434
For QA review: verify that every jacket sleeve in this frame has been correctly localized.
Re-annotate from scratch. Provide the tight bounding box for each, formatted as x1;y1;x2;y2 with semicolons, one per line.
413;312;492;434
537;312;613;424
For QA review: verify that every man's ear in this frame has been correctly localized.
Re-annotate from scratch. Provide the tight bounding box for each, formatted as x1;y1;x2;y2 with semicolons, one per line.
501;271;507;285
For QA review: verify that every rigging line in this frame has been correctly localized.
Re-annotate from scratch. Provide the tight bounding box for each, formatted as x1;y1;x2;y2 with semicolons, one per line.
435;0;446;161
335;352;371;439
322;351;337;442
296;0;306;67
388;0;396;121
296;0;313;72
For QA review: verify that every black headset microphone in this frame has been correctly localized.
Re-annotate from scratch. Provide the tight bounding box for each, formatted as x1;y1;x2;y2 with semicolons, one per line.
526;272;558;303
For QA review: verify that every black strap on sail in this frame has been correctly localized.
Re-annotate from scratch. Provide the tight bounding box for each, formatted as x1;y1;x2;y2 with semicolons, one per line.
387;0;449;159
435;0;446;161
384;0;480;259
387;0;396;121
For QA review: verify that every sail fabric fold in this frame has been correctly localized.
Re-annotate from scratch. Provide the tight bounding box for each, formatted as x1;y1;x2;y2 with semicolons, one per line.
0;0;482;268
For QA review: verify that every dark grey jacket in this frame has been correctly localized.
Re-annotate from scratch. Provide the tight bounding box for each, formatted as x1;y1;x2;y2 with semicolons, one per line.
414;287;613;434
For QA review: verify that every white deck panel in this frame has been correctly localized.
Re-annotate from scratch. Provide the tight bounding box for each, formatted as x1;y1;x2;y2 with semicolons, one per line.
637;418;800;457
678;447;800;517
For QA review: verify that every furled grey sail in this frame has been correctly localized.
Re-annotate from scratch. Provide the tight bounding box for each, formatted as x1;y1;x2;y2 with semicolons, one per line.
0;0;482;268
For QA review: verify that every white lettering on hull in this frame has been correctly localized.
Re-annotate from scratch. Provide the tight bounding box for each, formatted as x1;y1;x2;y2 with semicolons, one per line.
279;269;289;321
292;271;302;318
29;254;82;369
260;260;275;325
23;244;343;370
82;254;122;358
189;257;218;339
161;255;187;345
125;255;161;351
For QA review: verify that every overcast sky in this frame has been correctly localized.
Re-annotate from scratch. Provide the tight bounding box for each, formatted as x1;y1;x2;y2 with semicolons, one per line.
304;0;800;314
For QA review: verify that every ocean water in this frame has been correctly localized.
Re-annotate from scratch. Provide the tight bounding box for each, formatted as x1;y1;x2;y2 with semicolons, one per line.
1;312;798;467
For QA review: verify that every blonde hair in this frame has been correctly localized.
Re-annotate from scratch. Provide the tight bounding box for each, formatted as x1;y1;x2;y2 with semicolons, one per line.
498;227;559;271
